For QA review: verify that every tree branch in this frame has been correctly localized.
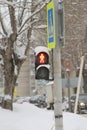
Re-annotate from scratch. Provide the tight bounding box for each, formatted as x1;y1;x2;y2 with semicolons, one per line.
18;0;49;33
0;12;8;36
7;0;17;34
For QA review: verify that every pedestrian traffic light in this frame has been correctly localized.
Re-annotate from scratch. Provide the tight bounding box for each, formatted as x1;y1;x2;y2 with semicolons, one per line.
35;46;50;80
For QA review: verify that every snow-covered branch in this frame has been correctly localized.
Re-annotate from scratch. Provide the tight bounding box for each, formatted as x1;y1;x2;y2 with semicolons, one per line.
0;44;7;51
18;0;49;33
18;19;39;35
0;0;14;7
33;25;47;29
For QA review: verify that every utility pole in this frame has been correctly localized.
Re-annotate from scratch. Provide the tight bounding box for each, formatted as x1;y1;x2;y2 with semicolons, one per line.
47;0;64;129
53;0;63;130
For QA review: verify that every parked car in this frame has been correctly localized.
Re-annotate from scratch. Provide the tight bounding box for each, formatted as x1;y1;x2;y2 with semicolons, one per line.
46;97;69;111
70;93;87;114
29;95;47;108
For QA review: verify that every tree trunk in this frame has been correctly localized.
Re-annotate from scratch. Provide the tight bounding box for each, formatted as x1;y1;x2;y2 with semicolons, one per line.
2;67;16;110
2;99;13;110
1;36;16;110
1;31;29;110
2;63;15;110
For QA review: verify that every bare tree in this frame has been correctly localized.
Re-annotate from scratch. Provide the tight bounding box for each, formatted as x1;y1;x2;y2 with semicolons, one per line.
0;0;49;110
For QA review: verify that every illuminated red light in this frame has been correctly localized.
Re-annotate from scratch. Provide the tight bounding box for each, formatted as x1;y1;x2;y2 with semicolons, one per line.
36;52;48;65
39;53;45;64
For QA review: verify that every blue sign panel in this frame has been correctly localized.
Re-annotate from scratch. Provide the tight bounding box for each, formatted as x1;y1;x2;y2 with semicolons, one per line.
47;2;55;49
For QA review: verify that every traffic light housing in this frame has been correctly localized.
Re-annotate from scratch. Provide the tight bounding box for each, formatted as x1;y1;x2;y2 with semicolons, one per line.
35;46;50;80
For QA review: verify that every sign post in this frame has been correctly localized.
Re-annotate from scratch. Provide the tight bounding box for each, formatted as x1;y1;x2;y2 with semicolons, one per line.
74;56;84;113
65;60;71;111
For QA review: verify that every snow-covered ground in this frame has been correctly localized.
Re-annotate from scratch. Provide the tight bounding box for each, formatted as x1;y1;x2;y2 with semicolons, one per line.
0;102;87;130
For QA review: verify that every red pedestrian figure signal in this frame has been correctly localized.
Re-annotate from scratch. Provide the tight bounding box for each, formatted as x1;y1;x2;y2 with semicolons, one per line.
39;53;45;63
35;46;50;80
38;52;48;64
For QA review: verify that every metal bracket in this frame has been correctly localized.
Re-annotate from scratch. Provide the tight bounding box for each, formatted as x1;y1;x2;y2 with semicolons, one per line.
55;114;63;119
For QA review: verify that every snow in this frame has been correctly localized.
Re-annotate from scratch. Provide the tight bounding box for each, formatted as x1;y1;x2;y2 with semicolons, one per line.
35;46;49;55
0;102;87;130
4;95;11;100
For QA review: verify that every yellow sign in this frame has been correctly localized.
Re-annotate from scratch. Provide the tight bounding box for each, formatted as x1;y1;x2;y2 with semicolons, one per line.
14;87;17;96
47;1;56;49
